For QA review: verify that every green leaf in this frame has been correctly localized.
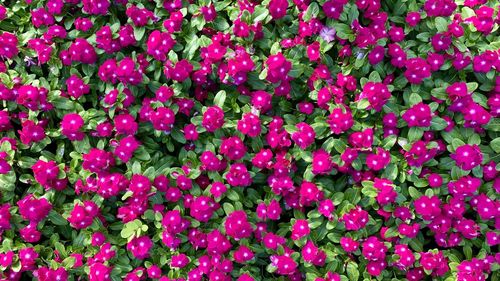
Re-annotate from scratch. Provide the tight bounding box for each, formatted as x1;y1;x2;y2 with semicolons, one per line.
346;262;359;281
368;71;381;82
435;17;448;33
408;127;424;142
430;117;448;130
253;6;270;23
464;245;472;260
382;135;398;150
451;138;466;151
382;163;398;181
134;26;146;41
408;186;422;199
384;227;399;238
303;3;319;22
392;2;406;16
48;210;68;226
491;138;500;153
356;99;370;110
223;202;235;215
466;82;478;92
484;118;500;131
332;23;352;40
409;93;422;106
361;185;378;198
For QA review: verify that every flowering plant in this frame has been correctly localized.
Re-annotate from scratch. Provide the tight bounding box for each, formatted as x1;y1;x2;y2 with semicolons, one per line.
0;0;499;280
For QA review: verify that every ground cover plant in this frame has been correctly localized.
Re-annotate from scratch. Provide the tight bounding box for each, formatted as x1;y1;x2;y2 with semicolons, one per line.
0;0;499;280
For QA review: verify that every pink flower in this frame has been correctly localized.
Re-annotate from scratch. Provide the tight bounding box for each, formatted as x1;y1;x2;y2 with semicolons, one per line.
0;33;19;59
171;253;190;268
127;236;153;259
323;0;348;19
149;106;176;132
251;149;273;169
327;106;353;134
414;195;441;220
268;0;288;19
165;59;193;82
430;33;451;52
368;45;385;65
126;5;154;27
291;122;316;149
291;219;310;240
404;58;431;84
17;195;52;223
466;6;495;34
220;136;247;161
373;178;397;205
226;163;252;187
340;206;369;230
358;82;391;111
225;210;253;239
251;90;273;112
420;251;449;276
202;106;225;132
31;8;55;28
302;240;319;263
318;199;335;220
207;229;232;255
190;196;218;222
89;263;112;281
340;237;359;252
234;245;254;263
114;135;140;162
406;12;421;26
266;53;291;83
32;160;61;190
75;17;93;31
18;120;46;145
61;113;85;141
362;236;387;261
200;151;225;171
68;201;100;229
92;232;106;246
393;245;415;269
446;82;469;101
83;148;115;174
307;41;321;61
0;204;11;230
270;254;297;275
0;5;6;21
427;173;443;187
114;114;138;136
299;181;323;207
0;251;14;267
200;5;217;21
20;222;42;243
402;102;433;127
82;0;110;15
69;38;97;64
366;148;391;171
312;149;334;175
66;75;90;99
471;194;497;220
237;113;261;137
19;247;38;271
366;260;387;276
349;128;374;148
450;144;483;171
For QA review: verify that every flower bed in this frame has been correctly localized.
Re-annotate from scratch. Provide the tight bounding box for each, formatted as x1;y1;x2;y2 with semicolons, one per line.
0;0;499;280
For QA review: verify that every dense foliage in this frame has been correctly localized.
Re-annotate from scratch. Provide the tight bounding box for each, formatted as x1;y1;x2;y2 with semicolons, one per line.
0;0;499;280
